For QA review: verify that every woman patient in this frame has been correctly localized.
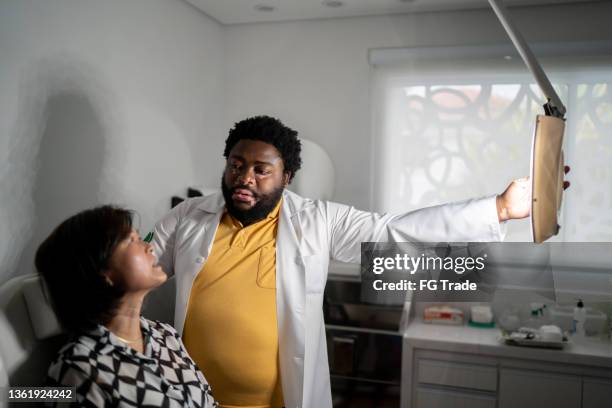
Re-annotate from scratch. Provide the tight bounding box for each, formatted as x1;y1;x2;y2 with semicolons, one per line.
36;205;217;407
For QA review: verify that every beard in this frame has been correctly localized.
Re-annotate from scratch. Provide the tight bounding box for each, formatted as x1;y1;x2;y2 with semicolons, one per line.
221;175;284;226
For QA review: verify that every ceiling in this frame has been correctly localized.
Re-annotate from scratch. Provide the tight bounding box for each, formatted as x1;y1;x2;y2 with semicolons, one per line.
185;0;595;25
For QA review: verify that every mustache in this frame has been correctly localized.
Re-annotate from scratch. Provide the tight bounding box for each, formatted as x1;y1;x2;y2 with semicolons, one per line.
231;185;259;198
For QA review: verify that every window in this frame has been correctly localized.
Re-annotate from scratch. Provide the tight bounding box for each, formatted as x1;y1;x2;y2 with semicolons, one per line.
370;45;612;242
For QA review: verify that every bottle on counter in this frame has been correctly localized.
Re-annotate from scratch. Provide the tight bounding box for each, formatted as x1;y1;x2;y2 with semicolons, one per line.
572;299;586;338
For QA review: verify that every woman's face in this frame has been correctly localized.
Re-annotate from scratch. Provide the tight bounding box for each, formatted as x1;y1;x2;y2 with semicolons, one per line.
106;229;167;292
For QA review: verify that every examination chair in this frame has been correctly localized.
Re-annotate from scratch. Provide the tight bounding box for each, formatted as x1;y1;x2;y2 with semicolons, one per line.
0;273;176;407
0;274;66;407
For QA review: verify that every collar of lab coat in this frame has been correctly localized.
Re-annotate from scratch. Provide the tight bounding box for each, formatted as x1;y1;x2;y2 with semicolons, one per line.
195;191;225;213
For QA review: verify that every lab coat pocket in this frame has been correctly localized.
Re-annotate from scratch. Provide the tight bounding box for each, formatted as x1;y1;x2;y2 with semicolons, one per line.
303;254;325;294
257;246;276;289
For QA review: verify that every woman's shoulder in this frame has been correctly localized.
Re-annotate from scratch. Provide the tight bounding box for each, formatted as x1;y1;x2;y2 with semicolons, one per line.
47;335;111;406
47;335;105;393
53;331;100;361
48;332;101;375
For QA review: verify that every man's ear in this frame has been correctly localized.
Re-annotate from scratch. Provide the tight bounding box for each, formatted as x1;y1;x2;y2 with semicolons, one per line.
283;171;291;186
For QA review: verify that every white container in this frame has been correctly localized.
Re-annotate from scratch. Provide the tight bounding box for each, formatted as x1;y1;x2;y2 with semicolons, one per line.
540;325;563;342
573;300;586;337
471;305;494;324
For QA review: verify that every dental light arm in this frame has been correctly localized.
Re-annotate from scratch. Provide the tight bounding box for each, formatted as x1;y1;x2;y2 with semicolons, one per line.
488;0;566;118
488;0;567;243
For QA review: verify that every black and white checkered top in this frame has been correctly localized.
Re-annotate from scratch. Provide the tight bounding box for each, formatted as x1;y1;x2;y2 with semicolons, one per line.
47;318;218;407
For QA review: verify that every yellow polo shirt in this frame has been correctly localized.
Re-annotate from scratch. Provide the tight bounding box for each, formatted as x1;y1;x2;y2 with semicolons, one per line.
182;200;283;408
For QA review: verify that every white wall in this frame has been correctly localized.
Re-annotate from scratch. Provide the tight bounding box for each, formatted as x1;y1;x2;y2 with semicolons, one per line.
0;0;224;282
2;1;612;284
224;2;612;211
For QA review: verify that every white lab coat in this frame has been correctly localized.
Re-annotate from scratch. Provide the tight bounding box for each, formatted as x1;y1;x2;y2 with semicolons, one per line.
152;190;503;408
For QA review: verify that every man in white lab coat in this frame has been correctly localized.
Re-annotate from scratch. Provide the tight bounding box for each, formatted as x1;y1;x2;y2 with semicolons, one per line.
152;115;532;408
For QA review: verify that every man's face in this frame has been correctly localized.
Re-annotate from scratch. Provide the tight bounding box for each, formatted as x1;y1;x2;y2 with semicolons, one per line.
222;139;289;225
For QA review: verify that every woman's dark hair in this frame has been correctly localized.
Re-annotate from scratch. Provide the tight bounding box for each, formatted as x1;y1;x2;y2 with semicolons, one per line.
35;205;133;333
223;115;302;182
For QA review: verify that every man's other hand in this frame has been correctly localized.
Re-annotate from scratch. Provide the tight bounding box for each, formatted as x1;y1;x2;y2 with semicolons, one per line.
496;166;571;222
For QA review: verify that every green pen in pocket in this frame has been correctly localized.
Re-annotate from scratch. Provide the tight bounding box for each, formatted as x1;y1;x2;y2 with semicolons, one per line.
143;231;154;243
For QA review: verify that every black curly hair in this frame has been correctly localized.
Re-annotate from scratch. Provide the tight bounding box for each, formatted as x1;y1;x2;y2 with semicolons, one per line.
223;115;302;182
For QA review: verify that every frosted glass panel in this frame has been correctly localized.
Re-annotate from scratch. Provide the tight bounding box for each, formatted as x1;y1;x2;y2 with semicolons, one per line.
373;64;611;242
564;82;612;241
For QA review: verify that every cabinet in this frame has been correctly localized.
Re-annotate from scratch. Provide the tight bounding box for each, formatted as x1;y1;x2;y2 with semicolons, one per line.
416;387;496;408
499;368;581;408
415;359;497;408
405;350;498;408
582;379;612;408
417;359;497;392
403;345;612;408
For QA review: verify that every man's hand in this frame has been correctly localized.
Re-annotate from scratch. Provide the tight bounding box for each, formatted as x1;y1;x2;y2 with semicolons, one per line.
496;167;571;222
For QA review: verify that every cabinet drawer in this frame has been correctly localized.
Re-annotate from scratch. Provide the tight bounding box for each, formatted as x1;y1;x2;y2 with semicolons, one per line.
417;359;497;392
583;379;612;408
416;386;496;408
499;368;581;408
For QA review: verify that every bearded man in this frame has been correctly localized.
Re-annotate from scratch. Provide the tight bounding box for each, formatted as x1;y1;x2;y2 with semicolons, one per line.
153;115;536;408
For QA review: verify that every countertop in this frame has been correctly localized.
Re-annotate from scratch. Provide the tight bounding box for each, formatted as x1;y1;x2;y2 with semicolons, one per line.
404;320;612;369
